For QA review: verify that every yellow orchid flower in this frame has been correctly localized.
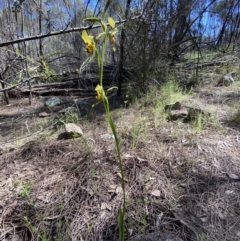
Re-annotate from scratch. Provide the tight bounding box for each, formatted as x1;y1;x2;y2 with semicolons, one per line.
95;84;105;101
109;33;115;44
109;29;117;44
109;29;117;51
94;85;118;102
81;30;96;54
108;17;115;29
108;17;117;51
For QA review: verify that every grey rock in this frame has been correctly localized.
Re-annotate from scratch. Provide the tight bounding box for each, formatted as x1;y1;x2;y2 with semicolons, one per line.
75;99;92;116
164;102;182;111
216;72;235;87
64;123;83;139
168;109;188;121
45;96;62;107
227;173;240;180
214;90;221;96
188;107;211;118
184;107;211;122
100;134;114;140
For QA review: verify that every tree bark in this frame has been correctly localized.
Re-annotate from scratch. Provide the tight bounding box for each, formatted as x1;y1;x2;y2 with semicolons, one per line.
0;66;10;104
170;0;192;61
117;0;132;96
39;0;43;56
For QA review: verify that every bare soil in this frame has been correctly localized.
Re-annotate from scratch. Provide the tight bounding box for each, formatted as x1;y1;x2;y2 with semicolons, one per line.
0;79;240;241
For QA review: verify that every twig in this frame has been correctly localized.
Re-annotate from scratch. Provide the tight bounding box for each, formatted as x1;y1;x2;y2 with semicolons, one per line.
25;120;31;135
0;228;14;241
0;76;37;92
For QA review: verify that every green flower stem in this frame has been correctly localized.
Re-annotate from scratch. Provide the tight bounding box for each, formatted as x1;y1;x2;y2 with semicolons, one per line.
99;24;108;87
103;97;125;201
103;95;126;241
82;4;124;239
98;29;126;240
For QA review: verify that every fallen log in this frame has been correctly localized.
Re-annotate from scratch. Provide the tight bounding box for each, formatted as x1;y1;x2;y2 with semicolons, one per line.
2;64;135;100
184;60;237;70
31;80;75;88
20;88;96;96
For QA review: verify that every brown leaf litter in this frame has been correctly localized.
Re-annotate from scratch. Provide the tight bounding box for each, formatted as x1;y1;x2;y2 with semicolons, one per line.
0;92;240;240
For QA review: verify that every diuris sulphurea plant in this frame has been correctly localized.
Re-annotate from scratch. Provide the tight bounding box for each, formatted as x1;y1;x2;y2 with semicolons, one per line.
81;2;126;240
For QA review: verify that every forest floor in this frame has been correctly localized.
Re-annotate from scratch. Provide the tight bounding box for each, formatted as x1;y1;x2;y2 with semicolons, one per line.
0;55;240;241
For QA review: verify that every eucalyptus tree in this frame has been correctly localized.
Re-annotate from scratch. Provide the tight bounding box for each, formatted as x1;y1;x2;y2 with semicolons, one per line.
211;0;240;50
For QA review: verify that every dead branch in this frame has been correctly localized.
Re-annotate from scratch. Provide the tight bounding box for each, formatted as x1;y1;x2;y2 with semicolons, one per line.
0;16;144;48
0;76;36;92
20;88;95;95
30;80;76;88
184;60;234;70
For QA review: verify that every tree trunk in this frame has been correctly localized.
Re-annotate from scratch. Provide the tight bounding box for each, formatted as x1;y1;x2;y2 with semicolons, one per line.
39;0;43;56
170;0;192;61
1;83;10;105
0;66;10;104
117;0;132;96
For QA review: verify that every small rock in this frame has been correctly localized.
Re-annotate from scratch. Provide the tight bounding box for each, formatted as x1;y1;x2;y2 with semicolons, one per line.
225;190;234;195
74;99;92;116
128;229;133;236
45;96;62;107
216;72;235;87
184;107;211;122
164;101;181;111
188;107;208;116
39;112;50;117
100;134;114;140
227;173;240;180
168;109;188;121
214;90;222;96
64;123;83;139
150;190;161;197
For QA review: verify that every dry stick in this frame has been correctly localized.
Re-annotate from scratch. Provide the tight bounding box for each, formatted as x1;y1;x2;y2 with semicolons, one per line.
28;80;32;105
25;120;31;135
0;228;14;241
0;76;38;92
